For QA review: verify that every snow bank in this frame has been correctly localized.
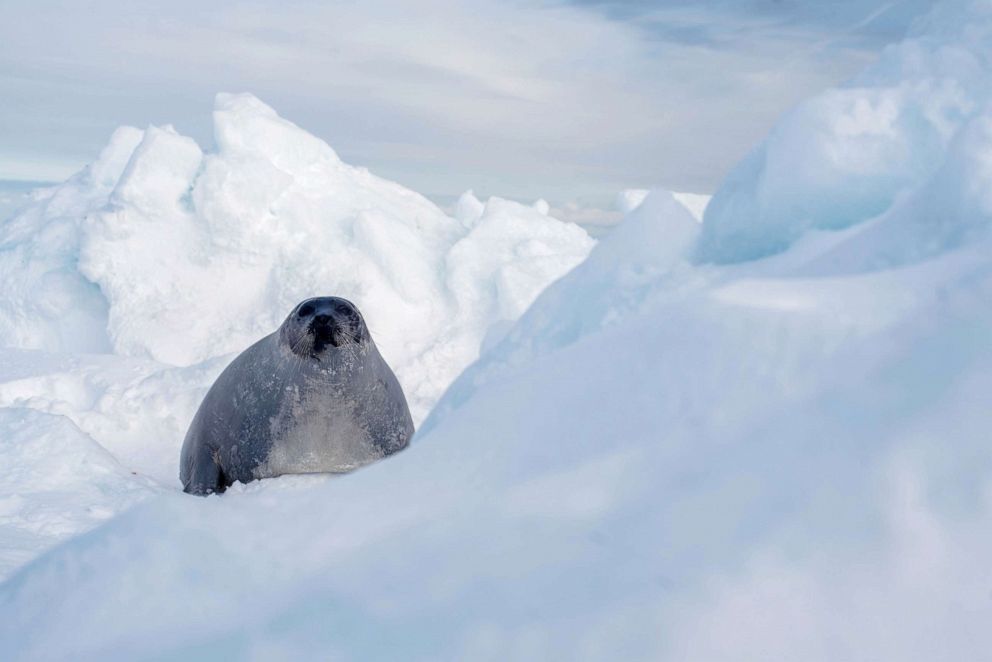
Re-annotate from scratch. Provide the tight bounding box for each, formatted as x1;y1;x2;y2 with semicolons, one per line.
699;0;992;263
2;2;992;658
0;93;592;421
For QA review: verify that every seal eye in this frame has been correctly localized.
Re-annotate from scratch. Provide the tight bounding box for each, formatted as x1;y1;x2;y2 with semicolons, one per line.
334;303;352;315
298;303;315;318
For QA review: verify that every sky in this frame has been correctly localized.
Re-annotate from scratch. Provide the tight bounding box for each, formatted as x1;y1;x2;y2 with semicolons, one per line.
0;0;934;207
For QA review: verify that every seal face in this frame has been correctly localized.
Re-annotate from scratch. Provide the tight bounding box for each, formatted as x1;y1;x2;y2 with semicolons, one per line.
180;297;414;495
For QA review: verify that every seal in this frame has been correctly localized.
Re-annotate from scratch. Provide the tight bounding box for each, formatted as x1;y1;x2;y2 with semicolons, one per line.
180;296;414;495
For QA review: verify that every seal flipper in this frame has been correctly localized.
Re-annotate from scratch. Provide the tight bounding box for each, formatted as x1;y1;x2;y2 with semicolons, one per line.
182;444;227;496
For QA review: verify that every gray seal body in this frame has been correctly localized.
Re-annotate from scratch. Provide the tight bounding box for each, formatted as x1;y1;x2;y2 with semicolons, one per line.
180;297;414;495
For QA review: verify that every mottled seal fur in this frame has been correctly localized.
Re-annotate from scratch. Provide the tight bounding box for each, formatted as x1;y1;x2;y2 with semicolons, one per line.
180;297;414;495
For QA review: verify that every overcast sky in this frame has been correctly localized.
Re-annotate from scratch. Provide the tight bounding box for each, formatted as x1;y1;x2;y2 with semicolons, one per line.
0;0;933;205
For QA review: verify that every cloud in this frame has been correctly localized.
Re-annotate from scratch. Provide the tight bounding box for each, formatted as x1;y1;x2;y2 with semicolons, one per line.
0;0;931;202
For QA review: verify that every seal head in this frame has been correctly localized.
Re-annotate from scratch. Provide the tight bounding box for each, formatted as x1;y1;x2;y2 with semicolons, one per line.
281;296;369;357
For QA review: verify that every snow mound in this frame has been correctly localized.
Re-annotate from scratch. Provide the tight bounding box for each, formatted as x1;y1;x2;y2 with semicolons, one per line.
424;190;702;398
698;1;992;263
0;94;593;421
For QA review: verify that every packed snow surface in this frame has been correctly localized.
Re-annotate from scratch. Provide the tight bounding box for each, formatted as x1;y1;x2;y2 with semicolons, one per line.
2;1;992;659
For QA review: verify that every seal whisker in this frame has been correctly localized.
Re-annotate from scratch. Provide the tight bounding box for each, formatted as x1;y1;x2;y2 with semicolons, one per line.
289;334;310;378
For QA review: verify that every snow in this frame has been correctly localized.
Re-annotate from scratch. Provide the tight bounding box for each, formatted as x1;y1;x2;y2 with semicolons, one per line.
671;192;710;222
559;190;709;239
617;189;709;222
454;189;485;226
698;0;992;264
615;188;650;214
1;1;991;659
0;93;593;423
0;181;48;223
0;93;592;585
0;407;157;578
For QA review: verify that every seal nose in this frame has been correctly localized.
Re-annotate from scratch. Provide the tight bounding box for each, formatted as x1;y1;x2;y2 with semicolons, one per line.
313;314;332;327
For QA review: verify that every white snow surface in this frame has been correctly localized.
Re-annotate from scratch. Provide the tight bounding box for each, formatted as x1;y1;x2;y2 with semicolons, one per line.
2;2;992;659
0;93;593;423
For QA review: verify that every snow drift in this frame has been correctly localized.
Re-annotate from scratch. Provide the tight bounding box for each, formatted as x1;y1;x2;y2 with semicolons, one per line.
2;1;992;659
0;93;592;421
